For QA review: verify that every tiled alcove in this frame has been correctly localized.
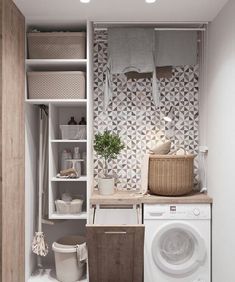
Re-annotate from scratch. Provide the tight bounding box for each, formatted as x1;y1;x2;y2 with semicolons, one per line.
93;31;199;190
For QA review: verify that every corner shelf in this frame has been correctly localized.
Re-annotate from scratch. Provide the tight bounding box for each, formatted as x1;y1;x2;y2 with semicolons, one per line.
50;139;87;143
51;176;87;182
25;99;87;106
26;59;87;71
50;212;87;220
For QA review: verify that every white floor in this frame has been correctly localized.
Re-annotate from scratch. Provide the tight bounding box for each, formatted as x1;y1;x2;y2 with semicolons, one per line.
28;269;87;282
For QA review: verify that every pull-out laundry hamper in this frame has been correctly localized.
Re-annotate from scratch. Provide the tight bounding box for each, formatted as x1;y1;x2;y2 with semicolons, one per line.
27;71;86;100
52;235;86;282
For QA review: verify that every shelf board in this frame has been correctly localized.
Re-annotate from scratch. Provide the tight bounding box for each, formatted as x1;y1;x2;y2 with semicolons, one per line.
51;176;87;182
50;139;87;143
26;59;87;71
28;269;87;282
50;212;87;220
25;99;87;106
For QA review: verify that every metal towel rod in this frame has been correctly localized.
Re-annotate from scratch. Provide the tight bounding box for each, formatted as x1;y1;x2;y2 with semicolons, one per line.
95;27;206;31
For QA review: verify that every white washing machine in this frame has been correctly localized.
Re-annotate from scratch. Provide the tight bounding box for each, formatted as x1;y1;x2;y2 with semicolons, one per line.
144;204;211;282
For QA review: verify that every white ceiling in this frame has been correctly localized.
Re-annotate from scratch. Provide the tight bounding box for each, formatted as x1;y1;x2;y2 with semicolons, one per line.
14;0;229;25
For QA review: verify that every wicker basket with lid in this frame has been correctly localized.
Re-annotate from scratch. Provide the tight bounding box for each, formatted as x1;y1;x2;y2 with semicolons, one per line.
148;154;195;196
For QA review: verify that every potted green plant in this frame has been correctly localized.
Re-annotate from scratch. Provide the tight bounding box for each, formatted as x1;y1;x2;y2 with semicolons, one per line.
94;130;125;195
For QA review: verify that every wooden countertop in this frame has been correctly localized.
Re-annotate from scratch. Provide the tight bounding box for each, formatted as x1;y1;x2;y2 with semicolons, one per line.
90;190;213;205
90;190;142;205
142;192;213;204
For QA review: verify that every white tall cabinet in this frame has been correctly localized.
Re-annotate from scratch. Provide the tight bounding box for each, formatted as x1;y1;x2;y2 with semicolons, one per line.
25;21;93;281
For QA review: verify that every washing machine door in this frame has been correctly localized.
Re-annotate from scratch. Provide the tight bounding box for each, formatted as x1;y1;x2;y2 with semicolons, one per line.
152;222;206;276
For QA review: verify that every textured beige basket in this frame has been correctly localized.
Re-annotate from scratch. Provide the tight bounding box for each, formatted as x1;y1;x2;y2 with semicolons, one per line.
149;154;195;196
27;71;85;99
27;32;86;59
60;125;86;140
55;199;83;214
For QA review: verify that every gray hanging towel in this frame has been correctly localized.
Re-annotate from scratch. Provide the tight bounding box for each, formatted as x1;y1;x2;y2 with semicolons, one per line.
104;28;160;109
155;31;198;67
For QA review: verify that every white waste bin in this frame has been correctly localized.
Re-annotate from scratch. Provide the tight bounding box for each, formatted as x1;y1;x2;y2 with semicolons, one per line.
52;235;86;282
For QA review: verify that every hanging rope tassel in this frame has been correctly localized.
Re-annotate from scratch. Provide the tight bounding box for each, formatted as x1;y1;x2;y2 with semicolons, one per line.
32;231;49;257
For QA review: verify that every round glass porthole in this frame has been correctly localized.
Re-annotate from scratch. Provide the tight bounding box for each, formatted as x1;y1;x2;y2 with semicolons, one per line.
151;222;206;276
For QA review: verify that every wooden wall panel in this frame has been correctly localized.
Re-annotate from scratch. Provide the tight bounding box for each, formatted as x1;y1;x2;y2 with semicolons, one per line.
0;0;25;281
0;0;2;278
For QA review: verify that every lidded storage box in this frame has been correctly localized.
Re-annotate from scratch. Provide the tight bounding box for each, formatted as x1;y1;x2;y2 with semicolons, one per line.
148;154;195;196
27;32;86;59
27;71;86;99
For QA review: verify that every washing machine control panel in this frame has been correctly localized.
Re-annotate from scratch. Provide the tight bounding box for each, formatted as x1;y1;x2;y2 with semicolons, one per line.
144;204;211;220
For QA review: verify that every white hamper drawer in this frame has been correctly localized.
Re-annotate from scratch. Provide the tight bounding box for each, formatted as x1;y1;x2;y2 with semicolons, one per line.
27;32;86;59
94;205;141;225
27;71;86;99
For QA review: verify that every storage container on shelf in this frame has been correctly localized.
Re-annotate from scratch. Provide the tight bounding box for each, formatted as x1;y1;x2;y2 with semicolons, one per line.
27;71;86;100
55;198;83;214
60;125;86;140
27;32;86;59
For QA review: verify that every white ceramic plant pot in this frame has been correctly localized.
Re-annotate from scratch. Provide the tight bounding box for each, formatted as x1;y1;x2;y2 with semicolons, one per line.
98;177;115;195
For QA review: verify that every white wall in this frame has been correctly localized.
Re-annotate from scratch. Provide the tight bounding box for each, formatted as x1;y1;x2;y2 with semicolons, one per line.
200;0;235;281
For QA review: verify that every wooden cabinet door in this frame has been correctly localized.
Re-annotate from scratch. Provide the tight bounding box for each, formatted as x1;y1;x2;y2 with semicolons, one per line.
0;0;25;281
87;225;144;282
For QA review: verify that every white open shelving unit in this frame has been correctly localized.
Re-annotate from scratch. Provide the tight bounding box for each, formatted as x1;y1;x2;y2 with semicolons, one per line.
48;102;89;219
25;21;94;282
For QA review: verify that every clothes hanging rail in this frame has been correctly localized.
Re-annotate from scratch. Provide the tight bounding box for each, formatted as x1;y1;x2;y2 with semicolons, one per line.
95;27;206;31
94;25;206;42
93;21;208;31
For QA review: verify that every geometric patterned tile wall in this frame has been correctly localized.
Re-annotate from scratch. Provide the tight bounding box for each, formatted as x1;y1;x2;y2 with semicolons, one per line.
93;31;199;190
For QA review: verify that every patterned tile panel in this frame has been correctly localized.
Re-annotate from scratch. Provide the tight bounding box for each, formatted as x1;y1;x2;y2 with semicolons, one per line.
93;31;199;190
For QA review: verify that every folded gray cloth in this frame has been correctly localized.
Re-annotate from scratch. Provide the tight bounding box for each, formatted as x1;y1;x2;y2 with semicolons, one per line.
155;31;198;67
108;28;155;74
125;66;173;80
104;28;160;109
76;242;87;262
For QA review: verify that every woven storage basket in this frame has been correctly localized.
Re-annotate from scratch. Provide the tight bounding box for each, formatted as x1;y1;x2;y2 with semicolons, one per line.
60;125;86;140
27;32;86;59
27;71;85;99
55;199;83;214
148;154;195;196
